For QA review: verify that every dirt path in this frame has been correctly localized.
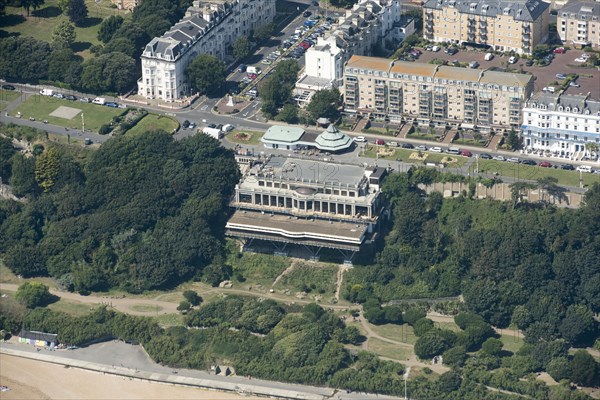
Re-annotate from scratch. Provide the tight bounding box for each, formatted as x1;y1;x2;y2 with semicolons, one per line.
334;265;351;301
0;283;178;316
272;260;298;287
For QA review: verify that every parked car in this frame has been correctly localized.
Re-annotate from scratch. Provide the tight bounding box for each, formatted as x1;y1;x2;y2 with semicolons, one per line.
576;165;592;173
484;53;494;61
1;84;15;90
521;159;537;165
65;95;77;101
222;124;235;132
574;54;589;63
400;143;414;149
508;56;518;64
374;139;385;145
238;64;247;73
479;153;492;159
492;155;506;161
430;146;443;153
416;145;427;151
469;61;479;69
556;73;567;80
53;93;65;99
79;97;91;103
353;136;366;142
182;120;190;129
506;157;520;163
543;87;556;93
553;47;566;54
569;81;581;87
303;10;312;17
247;73;258;80
525;59;534;66
539;161;553;167
560;164;574;170
460;150;473;157
261;59;272;65
431;45;440;52
104;102;119;108
446;47;458;55
188;122;196;129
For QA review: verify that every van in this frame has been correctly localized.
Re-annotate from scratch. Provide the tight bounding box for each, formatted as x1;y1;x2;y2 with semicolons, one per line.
447;147;460;155
484;53;494;61
431;45;440;52
92;97;106;105
246;66;261;75
40;89;54;96
576;165;592;173
389;141;399;147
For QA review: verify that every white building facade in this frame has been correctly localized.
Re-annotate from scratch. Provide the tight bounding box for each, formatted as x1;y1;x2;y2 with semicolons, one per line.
138;0;275;101
521;93;600;158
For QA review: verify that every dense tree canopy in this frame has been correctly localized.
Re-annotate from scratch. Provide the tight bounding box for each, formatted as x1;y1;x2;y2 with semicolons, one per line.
97;15;124;44
186;54;226;97
0;131;240;292
80;52;138;93
66;0;88;26
15;282;55;308
0;37;51;82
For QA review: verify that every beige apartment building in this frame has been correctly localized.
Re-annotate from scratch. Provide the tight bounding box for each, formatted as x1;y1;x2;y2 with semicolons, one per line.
343;55;534;131
558;1;600;49
422;0;550;55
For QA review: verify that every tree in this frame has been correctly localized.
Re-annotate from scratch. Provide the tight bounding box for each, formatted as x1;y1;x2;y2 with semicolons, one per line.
35;147;61;192
0;136;15;182
252;22;275;43
276;104;298;124
364;307;386;325
438;370;462;393
507;129;522;150
177;300;191;312
537;177;568;205
306;88;342;122
559;305;597;347
183;290;202;306
186;54;226;96
66;0;88;26
48;48;82;83
547;357;571;382
233;36;251;60
52;21;76;48
57;0;69;12
10;154;38;197
21;0;44;16
442;346;467;367
414;331;450;359
570;350;599;387
97;15;124;44
481;337;503;356
383;306;403;324
102;37;137;58
80;52;137;93
509;182;536;208
404;308;426;325
0;37;51;82
15;282;55;308
413;318;435;337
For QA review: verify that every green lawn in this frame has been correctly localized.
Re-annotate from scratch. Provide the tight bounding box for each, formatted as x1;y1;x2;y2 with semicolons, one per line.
225;130;264;146
228;251;291;287
11;94;125;132
477;159;600;188
153;313;185;327
453;138;487;147
499;333;524;354
126;114;179;136
367;337;413;361
361;146;469;167
408;132;441;142
370;323;419;345
0;89;21;110
1;0;130;59
48;299;98;316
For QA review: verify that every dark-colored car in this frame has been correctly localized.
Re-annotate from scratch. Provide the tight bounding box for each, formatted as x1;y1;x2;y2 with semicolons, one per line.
479;153;493;159
400;143;414;149
65;95;77;101
238;64;247;73
182;120;190;129
1;84;15;90
303;11;312;17
446;48;458;55
521;159;537;165
525;59;534;66
560;163;575;170
104;102;119;108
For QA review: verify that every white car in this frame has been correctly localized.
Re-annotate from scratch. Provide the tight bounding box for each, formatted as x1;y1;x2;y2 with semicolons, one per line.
222;124;234;132
353;136;366;142
576;165;593;173
430;146;443;153
574;57;588;63
508;56;518;64
506;157;520;163
492;155;505;161
543;87;556;93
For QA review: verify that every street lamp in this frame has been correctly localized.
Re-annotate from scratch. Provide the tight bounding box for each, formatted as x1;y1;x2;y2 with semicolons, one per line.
404;367;411;400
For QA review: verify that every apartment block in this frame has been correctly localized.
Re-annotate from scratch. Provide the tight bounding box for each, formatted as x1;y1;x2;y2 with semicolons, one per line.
521;92;600;157
296;0;414;96
558;1;600;49
138;0;275;101
422;0;550;55
343;55;534;131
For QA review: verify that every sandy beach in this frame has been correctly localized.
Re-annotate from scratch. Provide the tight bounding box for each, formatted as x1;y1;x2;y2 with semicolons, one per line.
0;355;261;400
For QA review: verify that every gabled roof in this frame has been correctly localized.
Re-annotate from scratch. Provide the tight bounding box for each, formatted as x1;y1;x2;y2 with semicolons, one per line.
560;1;600;21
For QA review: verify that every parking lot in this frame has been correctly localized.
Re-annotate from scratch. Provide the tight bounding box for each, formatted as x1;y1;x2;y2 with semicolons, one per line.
413;47;600;99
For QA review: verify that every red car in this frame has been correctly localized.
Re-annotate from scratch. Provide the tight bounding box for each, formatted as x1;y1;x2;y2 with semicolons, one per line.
374;139;385;145
460;150;473;157
247;73;257;80
553;47;566;54
539;161;553;168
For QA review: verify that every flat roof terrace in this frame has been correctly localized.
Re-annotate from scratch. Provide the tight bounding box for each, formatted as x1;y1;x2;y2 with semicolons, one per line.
226;210;368;250
260;156;366;187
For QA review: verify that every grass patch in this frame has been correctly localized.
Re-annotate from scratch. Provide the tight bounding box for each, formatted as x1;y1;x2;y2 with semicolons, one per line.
48;299;98;316
367;337;413;361
477;159;600;188
499;333;524;354
225;130;264;146
0;263;20;284
273;262;338;297
153;313;185;327
408;131;441;142
453;138;487;147
229;252;291;287
130;303;164;313
2;0;130;59
126;114;179;136
370;323;418;345
12;94;124;132
361;146;469;167
0;89;21;110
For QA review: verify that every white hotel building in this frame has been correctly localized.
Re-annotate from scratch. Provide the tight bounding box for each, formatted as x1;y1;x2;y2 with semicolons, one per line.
138;0;275;101
521;92;600;158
